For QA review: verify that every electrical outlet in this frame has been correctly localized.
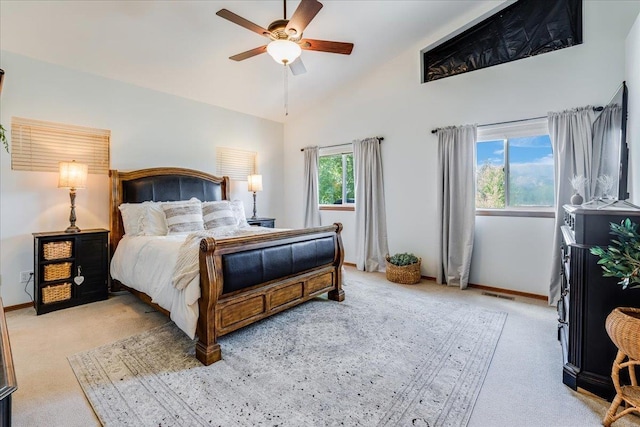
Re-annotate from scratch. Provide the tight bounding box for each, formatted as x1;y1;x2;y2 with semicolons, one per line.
20;271;33;283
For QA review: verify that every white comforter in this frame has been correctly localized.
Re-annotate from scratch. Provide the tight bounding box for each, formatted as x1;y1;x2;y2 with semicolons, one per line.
110;227;277;339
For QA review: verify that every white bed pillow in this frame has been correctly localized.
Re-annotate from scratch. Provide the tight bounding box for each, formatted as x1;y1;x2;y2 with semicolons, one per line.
143;202;169;236
162;199;205;234
202;201;237;231
230;200;251;228
118;202;148;236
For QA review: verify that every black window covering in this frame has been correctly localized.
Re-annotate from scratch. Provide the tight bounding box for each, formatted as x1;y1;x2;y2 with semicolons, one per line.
421;0;582;83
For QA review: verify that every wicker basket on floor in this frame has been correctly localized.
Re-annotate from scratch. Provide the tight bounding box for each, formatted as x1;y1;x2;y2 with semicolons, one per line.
385;256;422;285
42;283;72;304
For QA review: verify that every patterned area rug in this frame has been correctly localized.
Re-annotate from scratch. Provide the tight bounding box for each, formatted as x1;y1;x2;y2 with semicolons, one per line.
68;280;507;426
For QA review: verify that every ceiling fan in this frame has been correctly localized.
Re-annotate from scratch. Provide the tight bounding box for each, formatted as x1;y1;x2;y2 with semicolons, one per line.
216;0;354;75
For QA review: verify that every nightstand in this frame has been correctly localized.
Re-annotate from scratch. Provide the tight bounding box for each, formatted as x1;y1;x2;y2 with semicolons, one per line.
246;218;275;228
33;229;109;315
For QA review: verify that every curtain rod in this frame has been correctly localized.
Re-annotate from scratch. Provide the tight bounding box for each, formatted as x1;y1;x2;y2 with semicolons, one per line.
430;106;604;134
300;137;384;151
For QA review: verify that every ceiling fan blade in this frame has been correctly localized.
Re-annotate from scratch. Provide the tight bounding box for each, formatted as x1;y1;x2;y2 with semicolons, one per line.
300;39;354;55
285;0;323;38
289;57;307;75
216;9;271;38
229;45;268;61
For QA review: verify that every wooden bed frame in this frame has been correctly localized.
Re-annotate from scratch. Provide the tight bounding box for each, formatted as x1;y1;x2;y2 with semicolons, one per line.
109;167;345;365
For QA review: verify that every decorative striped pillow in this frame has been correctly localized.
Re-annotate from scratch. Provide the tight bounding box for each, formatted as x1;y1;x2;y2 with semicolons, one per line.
161;201;204;234
202;201;237;230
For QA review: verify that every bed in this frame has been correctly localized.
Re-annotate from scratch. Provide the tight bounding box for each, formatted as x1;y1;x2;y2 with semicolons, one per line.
109;167;345;365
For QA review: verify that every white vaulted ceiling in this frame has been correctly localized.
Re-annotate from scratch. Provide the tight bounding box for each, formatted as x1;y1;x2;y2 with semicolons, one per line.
0;0;504;122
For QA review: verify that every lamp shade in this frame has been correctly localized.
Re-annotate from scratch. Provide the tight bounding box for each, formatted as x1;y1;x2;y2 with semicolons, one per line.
247;174;263;192
266;40;302;65
58;160;88;189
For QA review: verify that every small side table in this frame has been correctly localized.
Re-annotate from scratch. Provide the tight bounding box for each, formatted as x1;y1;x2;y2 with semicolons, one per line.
246;218;275;228
33;228;110;315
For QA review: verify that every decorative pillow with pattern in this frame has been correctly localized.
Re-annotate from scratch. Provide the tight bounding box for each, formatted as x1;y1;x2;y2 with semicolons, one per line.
202;201;237;231
161;200;205;234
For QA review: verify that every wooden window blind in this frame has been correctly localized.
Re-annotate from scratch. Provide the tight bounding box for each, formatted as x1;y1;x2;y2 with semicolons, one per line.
11;117;110;174
216;147;256;181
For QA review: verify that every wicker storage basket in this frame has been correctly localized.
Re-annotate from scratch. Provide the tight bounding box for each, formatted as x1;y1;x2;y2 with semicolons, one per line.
43;241;72;260
385;257;422;285
606;307;640;361
42;283;71;304
43;262;72;281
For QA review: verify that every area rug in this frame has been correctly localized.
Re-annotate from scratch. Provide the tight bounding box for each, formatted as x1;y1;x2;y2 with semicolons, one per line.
68;280;507;427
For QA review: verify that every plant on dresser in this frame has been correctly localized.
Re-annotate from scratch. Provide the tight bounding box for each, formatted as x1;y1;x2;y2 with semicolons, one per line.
590;218;640;290
33;229;109;314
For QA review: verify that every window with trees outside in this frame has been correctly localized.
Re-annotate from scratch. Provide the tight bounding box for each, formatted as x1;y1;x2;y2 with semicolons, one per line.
476;118;554;215
318;150;355;208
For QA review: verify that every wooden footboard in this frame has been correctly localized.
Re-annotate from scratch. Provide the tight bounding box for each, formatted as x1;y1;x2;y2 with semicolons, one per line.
109;167;345;366
195;223;345;365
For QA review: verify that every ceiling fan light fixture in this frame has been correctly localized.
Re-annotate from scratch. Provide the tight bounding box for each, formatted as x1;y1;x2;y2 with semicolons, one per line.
267;40;302;65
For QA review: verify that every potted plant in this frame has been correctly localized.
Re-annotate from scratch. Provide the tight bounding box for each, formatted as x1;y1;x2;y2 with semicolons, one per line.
385;252;421;284
590;218;640;289
569;174;587;205
0;125;7;153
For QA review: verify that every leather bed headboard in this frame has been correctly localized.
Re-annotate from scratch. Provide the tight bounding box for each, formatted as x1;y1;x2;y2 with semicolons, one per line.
122;174;225;204
110;167;230;254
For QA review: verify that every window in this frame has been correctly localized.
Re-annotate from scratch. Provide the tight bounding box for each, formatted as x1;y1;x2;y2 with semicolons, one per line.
11;117;110;174
216;147;257;180
318;151;355;207
476;119;554;213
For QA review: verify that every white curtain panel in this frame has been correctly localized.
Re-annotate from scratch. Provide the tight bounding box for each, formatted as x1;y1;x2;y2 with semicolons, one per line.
353;137;389;272
303;146;322;228
548;107;595;304
591;105;622;199
436;125;477;289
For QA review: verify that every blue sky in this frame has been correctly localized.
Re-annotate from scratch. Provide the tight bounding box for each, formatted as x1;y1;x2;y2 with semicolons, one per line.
477;135;552;167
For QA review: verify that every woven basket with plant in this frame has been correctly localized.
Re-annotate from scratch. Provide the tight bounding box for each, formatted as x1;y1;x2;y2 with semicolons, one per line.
385;253;421;285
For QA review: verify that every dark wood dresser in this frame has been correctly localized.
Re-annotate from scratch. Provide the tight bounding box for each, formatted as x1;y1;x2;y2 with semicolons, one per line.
0;299;17;427
559;203;640;399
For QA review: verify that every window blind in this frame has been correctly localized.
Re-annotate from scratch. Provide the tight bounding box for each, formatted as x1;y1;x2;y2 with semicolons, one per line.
216;147;256;181
11;117;110;174
478;118;549;141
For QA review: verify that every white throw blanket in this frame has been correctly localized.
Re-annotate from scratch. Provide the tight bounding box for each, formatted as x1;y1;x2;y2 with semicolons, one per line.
172;227;276;290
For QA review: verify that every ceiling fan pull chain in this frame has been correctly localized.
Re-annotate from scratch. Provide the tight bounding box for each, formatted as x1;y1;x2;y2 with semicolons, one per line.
284;64;289;116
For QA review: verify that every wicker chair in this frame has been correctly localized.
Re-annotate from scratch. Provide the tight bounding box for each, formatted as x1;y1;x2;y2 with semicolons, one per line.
603;307;640;427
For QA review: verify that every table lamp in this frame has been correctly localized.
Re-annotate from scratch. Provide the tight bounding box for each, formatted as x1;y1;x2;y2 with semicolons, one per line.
247;174;263;219
58;160;88;233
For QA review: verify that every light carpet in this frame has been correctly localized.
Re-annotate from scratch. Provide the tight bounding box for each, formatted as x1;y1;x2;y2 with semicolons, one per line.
68;280;507;426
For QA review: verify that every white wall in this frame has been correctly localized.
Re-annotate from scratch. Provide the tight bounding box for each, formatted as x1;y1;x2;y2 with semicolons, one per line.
283;1;640;297
627;11;640;203
0;52;284;307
